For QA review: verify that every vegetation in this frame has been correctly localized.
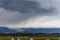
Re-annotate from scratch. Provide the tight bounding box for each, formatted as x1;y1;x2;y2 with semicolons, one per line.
0;33;60;40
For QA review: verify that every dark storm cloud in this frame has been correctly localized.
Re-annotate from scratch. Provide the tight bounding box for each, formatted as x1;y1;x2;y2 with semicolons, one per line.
0;0;55;15
0;0;56;26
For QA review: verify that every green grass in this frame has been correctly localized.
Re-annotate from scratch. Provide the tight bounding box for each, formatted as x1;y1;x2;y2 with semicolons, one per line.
0;36;59;40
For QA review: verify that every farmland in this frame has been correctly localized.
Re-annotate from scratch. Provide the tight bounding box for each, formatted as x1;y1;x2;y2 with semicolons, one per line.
0;36;60;40
0;33;60;40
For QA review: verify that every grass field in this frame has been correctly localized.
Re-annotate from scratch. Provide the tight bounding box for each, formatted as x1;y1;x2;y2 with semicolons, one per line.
0;36;60;40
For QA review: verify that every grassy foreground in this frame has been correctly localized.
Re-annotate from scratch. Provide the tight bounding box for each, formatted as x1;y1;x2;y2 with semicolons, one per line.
0;36;60;40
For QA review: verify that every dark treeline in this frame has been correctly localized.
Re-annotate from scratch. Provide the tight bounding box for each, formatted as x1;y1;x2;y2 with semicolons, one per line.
0;33;60;37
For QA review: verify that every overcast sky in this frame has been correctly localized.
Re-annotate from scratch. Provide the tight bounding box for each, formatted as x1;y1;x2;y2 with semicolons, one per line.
0;0;60;28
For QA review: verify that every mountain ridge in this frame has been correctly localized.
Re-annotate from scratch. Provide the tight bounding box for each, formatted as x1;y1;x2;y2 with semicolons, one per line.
0;27;60;33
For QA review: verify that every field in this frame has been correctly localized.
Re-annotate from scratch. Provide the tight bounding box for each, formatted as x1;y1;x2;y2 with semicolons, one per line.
0;36;60;40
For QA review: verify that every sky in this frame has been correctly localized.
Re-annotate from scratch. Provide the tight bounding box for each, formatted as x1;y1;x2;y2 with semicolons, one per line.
0;0;60;28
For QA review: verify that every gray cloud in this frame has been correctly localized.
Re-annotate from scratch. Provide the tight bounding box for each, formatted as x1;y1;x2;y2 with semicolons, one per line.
0;0;56;27
0;0;55;14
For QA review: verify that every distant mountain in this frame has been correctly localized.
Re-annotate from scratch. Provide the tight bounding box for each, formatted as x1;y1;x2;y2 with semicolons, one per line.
0;27;16;33
0;27;60;33
15;28;60;33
